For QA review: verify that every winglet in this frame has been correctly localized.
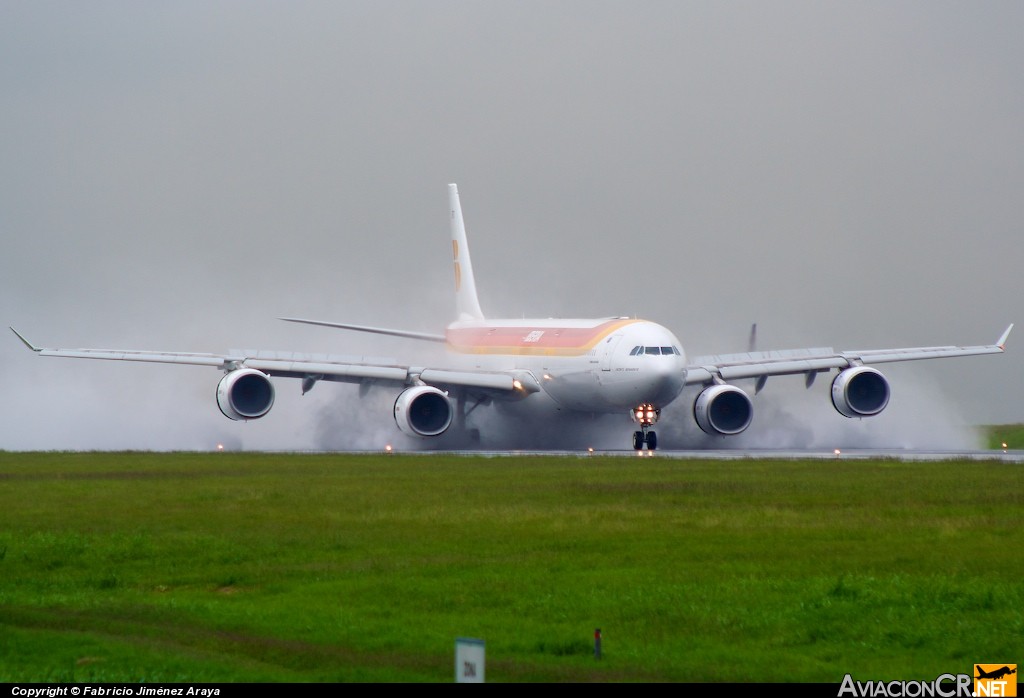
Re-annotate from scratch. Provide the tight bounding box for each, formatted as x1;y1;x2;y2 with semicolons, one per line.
9;327;41;352
997;323;1013;350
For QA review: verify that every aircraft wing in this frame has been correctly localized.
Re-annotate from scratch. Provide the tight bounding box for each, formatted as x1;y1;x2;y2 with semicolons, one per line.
684;324;1013;386
8;328;524;395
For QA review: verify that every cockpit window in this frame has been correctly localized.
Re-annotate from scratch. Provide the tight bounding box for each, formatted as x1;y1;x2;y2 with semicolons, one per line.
633;345;680;356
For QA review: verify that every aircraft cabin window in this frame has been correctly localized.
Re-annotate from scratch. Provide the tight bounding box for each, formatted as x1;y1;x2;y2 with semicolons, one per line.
661;347;673;355
630;346;641;355
645;347;660;355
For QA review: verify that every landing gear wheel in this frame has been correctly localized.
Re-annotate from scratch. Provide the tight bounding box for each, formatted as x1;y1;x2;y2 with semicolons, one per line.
633;431;645;450
646;431;657;451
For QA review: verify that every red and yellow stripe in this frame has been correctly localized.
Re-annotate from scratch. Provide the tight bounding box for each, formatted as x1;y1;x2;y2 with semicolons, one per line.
446;319;639;356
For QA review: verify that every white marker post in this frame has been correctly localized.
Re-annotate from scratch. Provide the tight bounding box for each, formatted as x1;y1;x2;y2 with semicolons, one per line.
455;637;485;683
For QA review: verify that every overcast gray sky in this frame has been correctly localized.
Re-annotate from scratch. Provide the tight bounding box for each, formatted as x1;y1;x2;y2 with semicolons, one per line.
2;1;1021;451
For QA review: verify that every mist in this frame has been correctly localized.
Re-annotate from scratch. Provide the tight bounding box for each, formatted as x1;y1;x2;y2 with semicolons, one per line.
1;2;1020;451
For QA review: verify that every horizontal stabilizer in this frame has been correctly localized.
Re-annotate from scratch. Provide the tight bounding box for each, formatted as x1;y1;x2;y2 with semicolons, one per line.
279;317;446;343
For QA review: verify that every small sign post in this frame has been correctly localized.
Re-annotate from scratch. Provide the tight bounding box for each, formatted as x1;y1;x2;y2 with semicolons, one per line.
456;637;485;683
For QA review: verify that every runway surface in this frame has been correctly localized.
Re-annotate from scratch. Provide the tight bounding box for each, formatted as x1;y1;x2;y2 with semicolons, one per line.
374;448;1024;462
614;448;1024;462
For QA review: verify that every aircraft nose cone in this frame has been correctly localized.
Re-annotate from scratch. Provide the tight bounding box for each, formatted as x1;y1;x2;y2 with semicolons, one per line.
647;356;685;404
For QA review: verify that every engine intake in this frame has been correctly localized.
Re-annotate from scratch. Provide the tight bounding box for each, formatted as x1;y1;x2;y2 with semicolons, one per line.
394;386;453;437
831;366;890;418
694;384;753;435
217;369;275;421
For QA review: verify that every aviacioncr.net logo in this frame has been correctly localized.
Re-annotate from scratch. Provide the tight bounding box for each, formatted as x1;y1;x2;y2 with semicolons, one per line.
838;673;973;697
974;664;1017;697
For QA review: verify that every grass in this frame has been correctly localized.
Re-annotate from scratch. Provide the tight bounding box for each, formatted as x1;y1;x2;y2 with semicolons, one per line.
0;451;1021;682
985;423;1024;450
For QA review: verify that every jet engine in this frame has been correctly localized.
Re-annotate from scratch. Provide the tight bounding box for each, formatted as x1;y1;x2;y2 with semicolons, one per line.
831;366;890;418
694;384;753;435
393;386;453;437
217;369;275;421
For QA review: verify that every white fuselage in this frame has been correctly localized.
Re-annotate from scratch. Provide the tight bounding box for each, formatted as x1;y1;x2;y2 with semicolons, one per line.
444;317;687;413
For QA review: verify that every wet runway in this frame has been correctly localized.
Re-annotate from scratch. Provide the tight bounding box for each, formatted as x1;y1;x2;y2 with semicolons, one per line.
632;448;1024;462
419;448;1024;463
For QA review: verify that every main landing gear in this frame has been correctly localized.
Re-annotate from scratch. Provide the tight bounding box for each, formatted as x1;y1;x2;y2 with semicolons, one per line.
631;403;660;451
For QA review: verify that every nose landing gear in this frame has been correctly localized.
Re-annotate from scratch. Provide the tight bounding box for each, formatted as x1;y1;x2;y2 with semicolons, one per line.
631;403;660;451
632;429;658;450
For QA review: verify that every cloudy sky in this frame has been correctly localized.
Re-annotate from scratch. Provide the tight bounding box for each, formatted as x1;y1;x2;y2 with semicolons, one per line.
1;1;1021;451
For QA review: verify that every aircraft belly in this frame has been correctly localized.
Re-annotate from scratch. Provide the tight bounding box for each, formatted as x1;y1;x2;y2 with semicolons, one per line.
542;370;682;412
451;353;684;414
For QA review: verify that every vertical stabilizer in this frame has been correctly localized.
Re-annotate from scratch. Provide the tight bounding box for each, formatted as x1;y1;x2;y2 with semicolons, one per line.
449;183;486;321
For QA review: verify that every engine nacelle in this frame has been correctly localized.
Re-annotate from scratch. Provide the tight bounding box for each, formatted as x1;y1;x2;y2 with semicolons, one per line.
393;386;453;437
217;369;275;421
694;384;753;435
831;366;890;418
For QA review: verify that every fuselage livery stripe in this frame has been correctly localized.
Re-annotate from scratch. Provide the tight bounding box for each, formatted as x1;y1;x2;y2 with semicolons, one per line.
445;319;640;356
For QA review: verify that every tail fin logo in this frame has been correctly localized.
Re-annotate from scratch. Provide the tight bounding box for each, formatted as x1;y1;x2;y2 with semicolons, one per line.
975;664;1017;697
452;240;462;292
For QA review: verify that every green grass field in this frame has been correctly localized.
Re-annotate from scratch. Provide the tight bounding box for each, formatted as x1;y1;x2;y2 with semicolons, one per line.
0;451;1020;682
985;424;1024;450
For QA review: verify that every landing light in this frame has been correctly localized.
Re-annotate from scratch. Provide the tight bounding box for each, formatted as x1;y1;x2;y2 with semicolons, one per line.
385;444;393;453
834;449;841;458
513;379;523;390
216;443;224;452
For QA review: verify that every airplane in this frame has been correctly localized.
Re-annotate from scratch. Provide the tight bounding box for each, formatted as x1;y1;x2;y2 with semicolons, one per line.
976;666;1016;681
10;184;1014;451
